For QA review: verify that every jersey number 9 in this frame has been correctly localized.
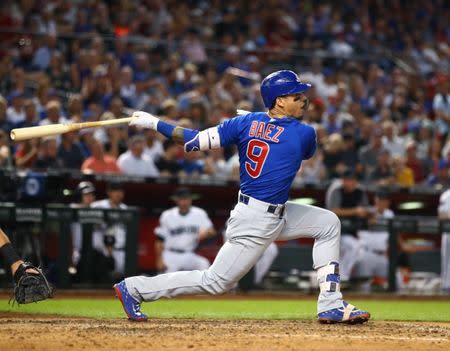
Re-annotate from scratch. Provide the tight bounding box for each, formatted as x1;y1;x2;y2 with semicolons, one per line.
245;139;270;178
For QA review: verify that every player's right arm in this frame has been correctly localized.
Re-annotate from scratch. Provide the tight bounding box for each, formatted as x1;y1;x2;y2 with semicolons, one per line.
129;111;241;152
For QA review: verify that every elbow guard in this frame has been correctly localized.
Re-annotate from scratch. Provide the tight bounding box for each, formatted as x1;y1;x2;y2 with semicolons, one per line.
184;127;221;152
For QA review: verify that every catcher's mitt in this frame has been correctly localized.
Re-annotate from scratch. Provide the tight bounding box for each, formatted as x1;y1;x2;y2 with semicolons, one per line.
11;262;54;305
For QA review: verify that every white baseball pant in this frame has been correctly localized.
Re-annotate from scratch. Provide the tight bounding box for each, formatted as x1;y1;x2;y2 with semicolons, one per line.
125;193;343;313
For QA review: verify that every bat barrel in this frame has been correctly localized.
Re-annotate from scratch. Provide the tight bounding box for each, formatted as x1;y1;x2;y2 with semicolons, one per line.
10;124;73;141
10;117;133;142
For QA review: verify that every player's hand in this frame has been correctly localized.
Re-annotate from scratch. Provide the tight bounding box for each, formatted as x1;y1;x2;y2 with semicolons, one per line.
129;111;159;130
355;206;369;217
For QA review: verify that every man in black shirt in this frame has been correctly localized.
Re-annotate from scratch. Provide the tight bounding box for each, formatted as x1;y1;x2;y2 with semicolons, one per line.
32;137;64;170
325;170;370;281
57;131;85;169
155;139;183;177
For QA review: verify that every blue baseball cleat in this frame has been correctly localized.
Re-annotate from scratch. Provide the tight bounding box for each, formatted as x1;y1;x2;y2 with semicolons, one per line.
113;280;148;321
318;301;370;324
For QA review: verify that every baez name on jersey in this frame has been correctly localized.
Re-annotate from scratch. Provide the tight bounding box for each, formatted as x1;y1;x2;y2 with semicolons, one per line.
248;121;284;143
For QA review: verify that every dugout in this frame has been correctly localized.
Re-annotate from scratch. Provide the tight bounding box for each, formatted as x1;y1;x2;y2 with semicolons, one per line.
0;203;139;288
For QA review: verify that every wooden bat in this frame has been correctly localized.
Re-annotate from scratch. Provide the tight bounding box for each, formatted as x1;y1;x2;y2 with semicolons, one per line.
10;117;134;142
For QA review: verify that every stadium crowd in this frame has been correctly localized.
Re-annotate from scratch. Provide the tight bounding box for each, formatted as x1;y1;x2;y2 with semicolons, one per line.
0;0;449;188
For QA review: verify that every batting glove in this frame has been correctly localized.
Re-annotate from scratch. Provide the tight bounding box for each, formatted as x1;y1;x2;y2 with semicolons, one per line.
129;111;159;130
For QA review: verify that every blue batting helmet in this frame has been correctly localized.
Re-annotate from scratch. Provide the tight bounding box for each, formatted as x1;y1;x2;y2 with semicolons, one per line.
260;70;312;108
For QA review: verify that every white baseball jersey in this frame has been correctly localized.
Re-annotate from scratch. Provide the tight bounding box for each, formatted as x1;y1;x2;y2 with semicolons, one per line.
156;206;213;252
438;189;450;290
91;199;127;274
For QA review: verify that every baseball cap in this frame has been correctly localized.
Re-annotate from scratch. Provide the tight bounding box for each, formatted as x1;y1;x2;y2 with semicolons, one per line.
77;181;96;195
106;180;124;191
170;187;200;200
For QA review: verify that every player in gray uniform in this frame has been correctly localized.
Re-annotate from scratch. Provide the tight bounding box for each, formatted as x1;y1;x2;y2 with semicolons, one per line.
114;70;370;324
438;188;450;293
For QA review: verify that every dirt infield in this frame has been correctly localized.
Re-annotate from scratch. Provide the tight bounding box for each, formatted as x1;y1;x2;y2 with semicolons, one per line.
0;314;449;351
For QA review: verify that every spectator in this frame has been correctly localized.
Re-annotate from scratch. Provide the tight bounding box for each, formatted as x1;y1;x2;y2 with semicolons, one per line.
0;130;11;167
433;75;450;138
57;131;85;169
296;149;326;185
179;149;213;178
32;136;63;170
67;94;84;122
369;150;395;186
32;33;58;71
155;187;216;273
381;120;406;157
39;100;68;125
117;135;159;177
0;95;14;133
426;160;450;188
416;120;434;161
143;128;164;161
405;140;425;183
6;91;25;125
155;139;184;177
204;148;229;178
358;129;385;179
93;112;128;159
15;139;40;169
16;99;39;128
46;51;71;92
81;138;121;174
119;66;135;106
340;133;363;177
322;133;345;179
392;155;415;187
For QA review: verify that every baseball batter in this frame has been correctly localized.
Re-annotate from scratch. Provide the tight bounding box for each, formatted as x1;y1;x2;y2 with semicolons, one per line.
114;70;370;324
156;187;215;273
438;189;450;292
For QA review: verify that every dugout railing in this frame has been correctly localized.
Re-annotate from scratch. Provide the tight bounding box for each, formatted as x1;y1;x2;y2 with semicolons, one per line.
0;203;139;288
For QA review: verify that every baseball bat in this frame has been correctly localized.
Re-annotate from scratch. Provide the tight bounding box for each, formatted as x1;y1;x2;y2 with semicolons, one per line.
10;117;133;142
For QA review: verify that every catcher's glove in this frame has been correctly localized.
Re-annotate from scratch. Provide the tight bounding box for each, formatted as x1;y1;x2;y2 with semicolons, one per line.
11;262;54;305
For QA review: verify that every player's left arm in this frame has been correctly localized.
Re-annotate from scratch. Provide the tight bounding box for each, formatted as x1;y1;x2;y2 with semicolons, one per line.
129;111;242;152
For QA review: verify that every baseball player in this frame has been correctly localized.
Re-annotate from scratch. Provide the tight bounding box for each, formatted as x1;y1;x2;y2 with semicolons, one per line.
155;187;216;273
70;181;97;272
438;188;450;293
114;70;370;324
91;181;128;278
